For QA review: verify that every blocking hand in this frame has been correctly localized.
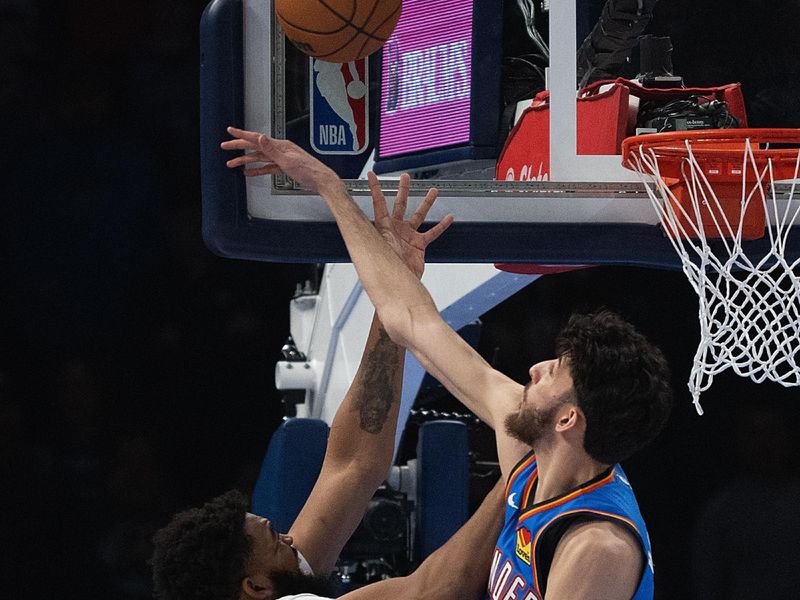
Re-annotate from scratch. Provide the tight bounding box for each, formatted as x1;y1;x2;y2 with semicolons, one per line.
367;171;454;279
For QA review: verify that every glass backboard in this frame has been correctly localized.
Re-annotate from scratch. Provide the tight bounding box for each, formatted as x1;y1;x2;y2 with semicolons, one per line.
200;0;800;267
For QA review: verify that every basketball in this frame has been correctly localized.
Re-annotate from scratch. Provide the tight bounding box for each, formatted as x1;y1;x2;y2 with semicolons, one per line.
275;0;402;63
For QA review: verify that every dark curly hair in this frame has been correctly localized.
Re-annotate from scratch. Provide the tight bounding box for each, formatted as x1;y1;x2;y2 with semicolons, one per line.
151;489;251;600
555;310;673;465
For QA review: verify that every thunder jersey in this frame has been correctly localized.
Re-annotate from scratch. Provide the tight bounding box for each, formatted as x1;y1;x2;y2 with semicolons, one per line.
486;452;654;600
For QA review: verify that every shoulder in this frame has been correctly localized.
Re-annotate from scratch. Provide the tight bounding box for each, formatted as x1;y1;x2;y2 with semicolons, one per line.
557;519;642;563
545;520;643;598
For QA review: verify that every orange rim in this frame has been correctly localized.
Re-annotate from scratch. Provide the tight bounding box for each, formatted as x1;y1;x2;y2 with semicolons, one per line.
622;128;800;179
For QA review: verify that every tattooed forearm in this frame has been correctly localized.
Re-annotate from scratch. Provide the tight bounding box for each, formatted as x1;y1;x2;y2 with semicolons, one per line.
356;327;402;434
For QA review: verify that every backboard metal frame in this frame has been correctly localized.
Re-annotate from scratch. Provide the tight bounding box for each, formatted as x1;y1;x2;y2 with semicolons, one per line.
200;0;800;267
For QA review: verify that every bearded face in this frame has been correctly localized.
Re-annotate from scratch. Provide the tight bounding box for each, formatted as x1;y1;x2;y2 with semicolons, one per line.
507;358;577;449
504;401;562;449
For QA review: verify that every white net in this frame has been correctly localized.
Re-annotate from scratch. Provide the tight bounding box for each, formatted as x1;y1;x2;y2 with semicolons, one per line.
627;138;800;414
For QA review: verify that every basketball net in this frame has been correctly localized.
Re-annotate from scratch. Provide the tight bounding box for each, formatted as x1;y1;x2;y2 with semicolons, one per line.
626;137;800;415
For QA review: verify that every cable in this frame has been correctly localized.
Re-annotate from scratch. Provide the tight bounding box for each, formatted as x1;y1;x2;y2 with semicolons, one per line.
636;95;740;132
516;0;549;60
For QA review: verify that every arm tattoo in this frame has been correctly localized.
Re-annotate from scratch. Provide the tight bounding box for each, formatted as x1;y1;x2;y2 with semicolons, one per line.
356;328;401;434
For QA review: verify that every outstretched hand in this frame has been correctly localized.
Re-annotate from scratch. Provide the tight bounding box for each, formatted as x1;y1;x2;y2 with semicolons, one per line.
221;127;340;194
222;127;454;276
367;171;454;279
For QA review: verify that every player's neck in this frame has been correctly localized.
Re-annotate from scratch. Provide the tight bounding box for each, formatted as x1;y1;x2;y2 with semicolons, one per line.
532;444;608;504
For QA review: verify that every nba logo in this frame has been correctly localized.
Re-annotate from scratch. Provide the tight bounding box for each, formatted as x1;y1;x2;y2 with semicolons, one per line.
310;58;369;155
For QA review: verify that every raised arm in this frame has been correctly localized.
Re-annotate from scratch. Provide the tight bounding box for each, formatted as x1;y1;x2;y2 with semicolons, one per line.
222;129;529;478
286;314;403;575
340;478;505;600
363;173;529;473
279;177;447;575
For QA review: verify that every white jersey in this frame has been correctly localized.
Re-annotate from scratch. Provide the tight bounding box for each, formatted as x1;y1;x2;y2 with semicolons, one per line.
275;595;334;600
295;548;314;577
275;550;335;600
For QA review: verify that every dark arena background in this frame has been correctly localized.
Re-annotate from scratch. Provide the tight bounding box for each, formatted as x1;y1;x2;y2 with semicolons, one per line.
3;1;800;599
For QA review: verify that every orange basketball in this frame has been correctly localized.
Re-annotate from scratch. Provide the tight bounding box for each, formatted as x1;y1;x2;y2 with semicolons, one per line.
275;0;402;63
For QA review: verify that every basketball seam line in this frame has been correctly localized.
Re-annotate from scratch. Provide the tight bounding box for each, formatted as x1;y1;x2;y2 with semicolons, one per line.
313;2;400;59
315;0;359;28
355;3;400;60
276;0;358;36
280;8;396;48
278;16;352;36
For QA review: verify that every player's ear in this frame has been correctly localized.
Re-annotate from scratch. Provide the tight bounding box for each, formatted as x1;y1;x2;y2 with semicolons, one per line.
554;405;580;433
241;574;272;599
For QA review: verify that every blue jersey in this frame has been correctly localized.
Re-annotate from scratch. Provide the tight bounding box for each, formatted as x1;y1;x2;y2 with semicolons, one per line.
486;452;654;600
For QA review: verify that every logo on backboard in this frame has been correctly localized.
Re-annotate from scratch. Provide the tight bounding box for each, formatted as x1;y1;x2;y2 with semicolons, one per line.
310;58;369;155
515;526;532;565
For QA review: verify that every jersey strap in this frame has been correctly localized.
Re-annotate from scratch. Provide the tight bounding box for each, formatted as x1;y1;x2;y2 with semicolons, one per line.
504;450;536;499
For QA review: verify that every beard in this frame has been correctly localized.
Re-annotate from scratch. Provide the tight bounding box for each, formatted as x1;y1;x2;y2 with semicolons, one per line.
504;401;560;448
269;570;342;599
